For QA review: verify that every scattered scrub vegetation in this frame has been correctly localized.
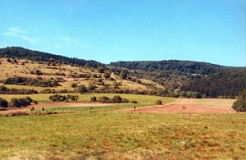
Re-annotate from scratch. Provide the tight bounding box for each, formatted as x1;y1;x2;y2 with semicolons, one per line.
91;95;132;103
49;94;79;102
0;47;103;68
4;76;59;87
11;97;33;107
0;47;245;98
0;85;38;94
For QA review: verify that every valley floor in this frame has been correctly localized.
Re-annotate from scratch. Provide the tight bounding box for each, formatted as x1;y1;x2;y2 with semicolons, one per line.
1;98;237;114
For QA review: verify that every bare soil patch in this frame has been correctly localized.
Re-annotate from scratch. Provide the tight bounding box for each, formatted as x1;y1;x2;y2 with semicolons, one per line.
130;98;237;114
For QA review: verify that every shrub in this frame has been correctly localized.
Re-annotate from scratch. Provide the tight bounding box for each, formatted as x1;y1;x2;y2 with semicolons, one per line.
32;100;38;104
35;69;43;75
90;96;97;102
232;90;246;112
49;94;79;102
112;95;122;103
98;96;111;103
11;97;33;107
192;92;202;98
11;98;21;107
40;89;56;94
49;94;66;102
104;71;111;78
119;69;129;79
131;100;138;104
122;98;129;103
186;91;192;98
97;66;105;73
25;97;33;105
66;95;79;102
0;98;8;108
88;84;97;91
156;100;162;105
77;85;87;94
96;95;130;103
71;83;78;88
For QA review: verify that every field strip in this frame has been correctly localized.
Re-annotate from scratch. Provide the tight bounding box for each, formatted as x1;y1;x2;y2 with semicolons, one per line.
127;98;237;114
0;102;116;114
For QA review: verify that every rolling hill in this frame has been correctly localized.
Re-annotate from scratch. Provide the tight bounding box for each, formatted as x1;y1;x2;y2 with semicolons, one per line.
109;60;246;98
0;47;164;95
0;46;245;98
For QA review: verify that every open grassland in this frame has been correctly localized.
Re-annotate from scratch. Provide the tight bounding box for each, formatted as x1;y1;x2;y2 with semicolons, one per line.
0;112;245;159
174;98;236;108
0;58;90;80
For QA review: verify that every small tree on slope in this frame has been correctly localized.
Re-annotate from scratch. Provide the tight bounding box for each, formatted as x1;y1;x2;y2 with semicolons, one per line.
232;89;246;112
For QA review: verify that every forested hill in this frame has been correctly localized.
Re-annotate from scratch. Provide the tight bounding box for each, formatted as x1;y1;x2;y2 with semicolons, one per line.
110;60;246;98
181;69;246;98
110;60;227;75
0;47;103;68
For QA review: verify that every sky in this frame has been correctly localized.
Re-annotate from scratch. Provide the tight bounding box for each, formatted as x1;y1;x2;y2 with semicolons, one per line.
0;0;245;66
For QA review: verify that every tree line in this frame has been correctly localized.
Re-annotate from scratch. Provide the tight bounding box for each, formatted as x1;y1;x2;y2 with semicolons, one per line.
0;96;35;108
0;47;103;68
181;69;246;98
110;60;224;75
0;85;38;94
4;76;59;87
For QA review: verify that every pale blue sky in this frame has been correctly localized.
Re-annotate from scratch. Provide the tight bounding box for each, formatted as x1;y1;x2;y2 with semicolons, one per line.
0;0;245;66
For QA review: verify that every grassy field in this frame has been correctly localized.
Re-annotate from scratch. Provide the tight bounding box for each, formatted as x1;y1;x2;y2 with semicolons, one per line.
0;111;245;159
0;92;244;159
0;93;175;105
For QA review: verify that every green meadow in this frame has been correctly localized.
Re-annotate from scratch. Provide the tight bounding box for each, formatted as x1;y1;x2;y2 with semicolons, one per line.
0;93;175;105
0;104;245;159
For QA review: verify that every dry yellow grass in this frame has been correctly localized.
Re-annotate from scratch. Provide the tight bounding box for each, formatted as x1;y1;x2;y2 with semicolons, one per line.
0;58;164;94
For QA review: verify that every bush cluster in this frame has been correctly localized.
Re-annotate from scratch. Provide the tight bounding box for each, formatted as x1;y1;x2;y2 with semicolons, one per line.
11;97;33;107
156;100;162;105
49;94;79;102
0;98;8;108
40;89;72;94
232;90;246;112
4;76;59;87
92;95;132;103
0;85;38;94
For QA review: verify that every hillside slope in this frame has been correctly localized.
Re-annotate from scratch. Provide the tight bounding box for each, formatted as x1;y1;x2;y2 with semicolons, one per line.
0;47;164;94
0;47;103;68
1;46;245;98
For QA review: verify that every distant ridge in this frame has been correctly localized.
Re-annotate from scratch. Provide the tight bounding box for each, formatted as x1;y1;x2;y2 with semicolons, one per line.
109;60;246;98
110;60;226;75
0;46;104;68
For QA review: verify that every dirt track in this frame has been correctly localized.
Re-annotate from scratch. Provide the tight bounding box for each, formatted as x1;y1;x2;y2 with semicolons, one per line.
129;98;237;114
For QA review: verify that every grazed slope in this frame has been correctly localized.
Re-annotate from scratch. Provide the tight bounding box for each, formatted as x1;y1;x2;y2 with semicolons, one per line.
0;46;103;68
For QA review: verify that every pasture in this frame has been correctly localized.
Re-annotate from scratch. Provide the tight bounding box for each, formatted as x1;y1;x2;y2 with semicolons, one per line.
0;96;245;159
0;93;176;104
